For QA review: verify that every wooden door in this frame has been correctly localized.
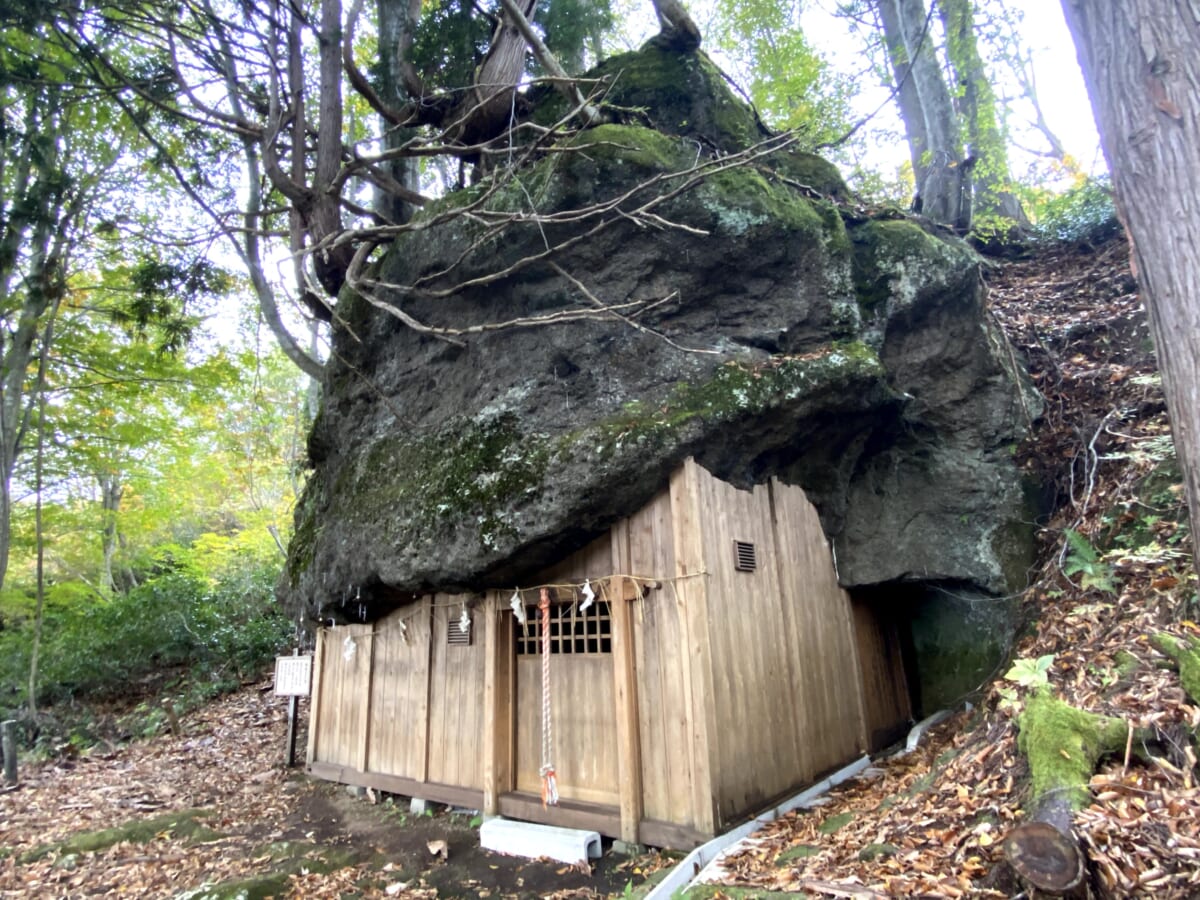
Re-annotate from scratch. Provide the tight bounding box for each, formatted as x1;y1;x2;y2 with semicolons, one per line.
513;596;620;807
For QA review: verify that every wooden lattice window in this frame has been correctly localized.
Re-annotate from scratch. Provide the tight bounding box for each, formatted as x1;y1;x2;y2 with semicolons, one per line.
516;594;612;655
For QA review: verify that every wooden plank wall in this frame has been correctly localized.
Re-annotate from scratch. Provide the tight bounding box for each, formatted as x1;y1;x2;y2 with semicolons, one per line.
305;459;905;845
366;602;431;780
684;460;870;829
767;478;869;781
310;622;373;770
686;464;808;825
852;597;913;751
610;486;700;831
427;595;488;789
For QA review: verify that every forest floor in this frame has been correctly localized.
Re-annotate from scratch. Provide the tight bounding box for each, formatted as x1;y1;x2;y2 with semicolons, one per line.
1;231;1197;898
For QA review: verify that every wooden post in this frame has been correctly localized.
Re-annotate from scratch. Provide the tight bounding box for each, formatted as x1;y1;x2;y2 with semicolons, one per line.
2;720;16;785
610;577;643;844
670;460;718;836
306;630;326;766
483;592;501;815
359;628;376;774
483;592;514;815
286;695;300;767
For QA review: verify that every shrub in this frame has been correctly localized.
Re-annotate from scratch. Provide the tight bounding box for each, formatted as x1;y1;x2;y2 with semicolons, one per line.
1029;176;1119;246
18;550;291;708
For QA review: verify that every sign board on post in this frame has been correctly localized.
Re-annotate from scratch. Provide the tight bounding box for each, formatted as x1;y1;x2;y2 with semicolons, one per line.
276;653;313;768
275;654;313;697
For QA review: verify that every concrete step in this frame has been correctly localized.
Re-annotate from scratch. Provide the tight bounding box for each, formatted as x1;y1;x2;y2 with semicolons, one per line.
480;817;602;865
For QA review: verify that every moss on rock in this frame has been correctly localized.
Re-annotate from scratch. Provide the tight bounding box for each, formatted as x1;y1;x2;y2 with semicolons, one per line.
585;342;885;456
348;413;551;552
850;219;970;315
536;45;764;152
1016;691;1128;810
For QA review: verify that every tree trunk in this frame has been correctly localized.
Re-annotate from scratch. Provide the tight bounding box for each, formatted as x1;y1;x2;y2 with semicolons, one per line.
375;0;422;225
453;0;538;147
1059;0;1200;576
937;0;1027;224
874;0;968;228
650;0;701;51
0;91;71;592
98;474;124;595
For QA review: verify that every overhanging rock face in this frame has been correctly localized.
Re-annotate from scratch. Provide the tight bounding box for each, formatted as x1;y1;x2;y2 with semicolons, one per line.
280;45;1041;626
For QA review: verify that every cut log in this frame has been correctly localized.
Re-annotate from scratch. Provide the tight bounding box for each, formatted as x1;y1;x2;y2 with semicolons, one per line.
1002;819;1085;896
1002;691;1131;896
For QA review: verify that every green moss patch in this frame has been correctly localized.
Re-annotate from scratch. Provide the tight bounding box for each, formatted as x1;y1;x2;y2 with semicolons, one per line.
817;812;855;835
588;343;885;456
20;809;222;863
351;413;551;551
857;842;899;862
698;167;824;237
1150;633;1200;704
175;841;367;900
1016;691;1127;810
685;886;800;899
850;219;969;314
544;45;764;152
775;843;821;864
567;123;692;172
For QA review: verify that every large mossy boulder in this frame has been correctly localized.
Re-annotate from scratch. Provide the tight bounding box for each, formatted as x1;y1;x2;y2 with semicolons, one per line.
281;45;1040;636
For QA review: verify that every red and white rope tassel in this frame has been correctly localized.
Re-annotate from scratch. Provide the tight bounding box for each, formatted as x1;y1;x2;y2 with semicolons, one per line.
538;587;559;807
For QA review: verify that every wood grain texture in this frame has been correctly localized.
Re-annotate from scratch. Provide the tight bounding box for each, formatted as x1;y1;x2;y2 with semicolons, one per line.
515;653;619;805
306;458;909;843
427;595;487;790
852;598;913;750
610;576;644;842
670;460;717;835
366;602;431;779
311;623;372;769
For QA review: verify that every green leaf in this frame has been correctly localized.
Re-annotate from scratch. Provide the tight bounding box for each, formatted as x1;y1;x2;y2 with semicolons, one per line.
1004;654;1055;688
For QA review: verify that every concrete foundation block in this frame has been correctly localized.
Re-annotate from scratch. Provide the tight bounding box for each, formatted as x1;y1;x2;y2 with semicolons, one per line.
480;817;602;865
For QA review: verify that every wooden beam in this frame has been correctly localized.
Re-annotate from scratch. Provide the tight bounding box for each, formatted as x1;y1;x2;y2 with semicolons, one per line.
498;791;620;835
418;597;434;783
610;577;643;843
638;817;708;851
670;459;718;835
308;761;484;810
618;579;659;601
306;629;326;765
360;629;376;773
483;591;501;815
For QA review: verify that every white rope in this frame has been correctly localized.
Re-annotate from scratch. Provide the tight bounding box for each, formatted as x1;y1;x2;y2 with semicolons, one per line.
538;587;558;806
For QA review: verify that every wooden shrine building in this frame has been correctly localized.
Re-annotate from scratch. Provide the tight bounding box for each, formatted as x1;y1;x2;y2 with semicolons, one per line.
305;458;912;849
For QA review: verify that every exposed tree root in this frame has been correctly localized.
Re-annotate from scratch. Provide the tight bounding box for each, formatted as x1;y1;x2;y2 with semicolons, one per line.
1150;632;1200;705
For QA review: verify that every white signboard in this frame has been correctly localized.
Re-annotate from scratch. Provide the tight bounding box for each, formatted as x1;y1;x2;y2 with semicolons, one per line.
274;654;313;697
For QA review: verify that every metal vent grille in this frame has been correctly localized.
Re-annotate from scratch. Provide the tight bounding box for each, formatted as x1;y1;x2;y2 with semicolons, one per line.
448;618;472;646
733;540;757;572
